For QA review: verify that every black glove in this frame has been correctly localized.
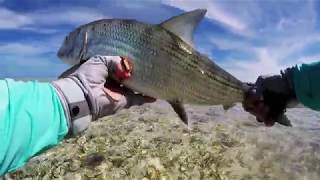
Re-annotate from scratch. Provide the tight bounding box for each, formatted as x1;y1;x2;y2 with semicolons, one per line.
242;67;297;126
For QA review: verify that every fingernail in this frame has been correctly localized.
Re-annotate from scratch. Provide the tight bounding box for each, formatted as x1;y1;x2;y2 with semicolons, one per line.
121;57;133;73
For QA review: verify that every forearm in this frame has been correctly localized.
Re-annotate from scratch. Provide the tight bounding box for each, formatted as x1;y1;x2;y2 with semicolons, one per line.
0;79;68;176
293;61;320;110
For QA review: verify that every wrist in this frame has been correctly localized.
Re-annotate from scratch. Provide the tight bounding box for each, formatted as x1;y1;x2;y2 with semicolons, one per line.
51;78;92;135
280;66;297;102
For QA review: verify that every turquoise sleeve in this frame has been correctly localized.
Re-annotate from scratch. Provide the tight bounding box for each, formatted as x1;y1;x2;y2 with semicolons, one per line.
0;79;68;176
293;61;320;110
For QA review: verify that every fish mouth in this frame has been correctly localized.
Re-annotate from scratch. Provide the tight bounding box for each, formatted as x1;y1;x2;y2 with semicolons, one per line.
57;46;71;62
57;48;64;59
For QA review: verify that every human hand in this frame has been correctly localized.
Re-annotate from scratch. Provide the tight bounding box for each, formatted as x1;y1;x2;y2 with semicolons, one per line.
242;69;296;126
52;55;155;135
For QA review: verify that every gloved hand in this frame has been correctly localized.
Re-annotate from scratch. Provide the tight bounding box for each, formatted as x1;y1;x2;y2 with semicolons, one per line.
52;55;155;135
242;67;297;126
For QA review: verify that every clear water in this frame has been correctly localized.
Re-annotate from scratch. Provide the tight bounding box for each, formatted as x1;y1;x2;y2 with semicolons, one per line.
184;103;320;179
7;100;320;179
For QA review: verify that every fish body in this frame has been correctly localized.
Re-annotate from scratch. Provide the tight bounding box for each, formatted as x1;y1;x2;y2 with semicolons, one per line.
58;9;246;124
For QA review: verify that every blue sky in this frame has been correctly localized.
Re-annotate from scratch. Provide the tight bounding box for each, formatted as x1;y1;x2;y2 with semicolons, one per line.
0;0;320;81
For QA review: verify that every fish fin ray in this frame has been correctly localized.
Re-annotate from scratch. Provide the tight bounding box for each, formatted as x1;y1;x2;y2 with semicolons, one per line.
159;9;207;46
169;101;188;125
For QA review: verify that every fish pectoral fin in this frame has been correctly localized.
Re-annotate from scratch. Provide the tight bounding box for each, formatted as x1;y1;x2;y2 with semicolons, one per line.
169;101;188;125
222;103;236;111
159;9;207;46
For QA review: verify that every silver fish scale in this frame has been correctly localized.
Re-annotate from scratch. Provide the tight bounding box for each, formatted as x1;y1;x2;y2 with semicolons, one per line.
78;19;244;105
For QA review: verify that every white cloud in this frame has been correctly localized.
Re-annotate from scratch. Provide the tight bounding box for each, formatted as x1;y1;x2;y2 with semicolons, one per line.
3;56;55;67
219;34;320;82
0;43;51;55
20;27;60;34
0;8;33;29
165;0;320;82
163;0;318;39
218;33;320;82
29;7;109;26
0;42;56;56
161;0;250;36
207;36;253;52
0;33;64;57
0;55;68;78
0;7;109;31
295;55;320;65
0;39;68;78
224;48;284;82
198;30;320;82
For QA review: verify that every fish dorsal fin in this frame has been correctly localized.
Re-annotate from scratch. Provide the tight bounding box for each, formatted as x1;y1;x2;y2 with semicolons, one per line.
160;9;207;46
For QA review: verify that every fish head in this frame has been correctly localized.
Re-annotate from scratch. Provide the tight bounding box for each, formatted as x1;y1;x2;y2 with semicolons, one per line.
57;28;86;65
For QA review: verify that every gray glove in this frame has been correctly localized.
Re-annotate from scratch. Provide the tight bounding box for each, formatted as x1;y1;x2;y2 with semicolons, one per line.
52;55;155;135
242;67;297;126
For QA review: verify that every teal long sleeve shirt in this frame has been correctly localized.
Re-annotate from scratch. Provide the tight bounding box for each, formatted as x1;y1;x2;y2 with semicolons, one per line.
293;61;320;110
0;79;68;176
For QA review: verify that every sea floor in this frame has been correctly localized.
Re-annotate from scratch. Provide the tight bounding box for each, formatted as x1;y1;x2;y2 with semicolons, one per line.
8;101;320;180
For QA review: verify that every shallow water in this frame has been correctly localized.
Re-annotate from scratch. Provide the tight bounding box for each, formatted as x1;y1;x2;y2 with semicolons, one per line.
186;103;320;180
9;101;320;179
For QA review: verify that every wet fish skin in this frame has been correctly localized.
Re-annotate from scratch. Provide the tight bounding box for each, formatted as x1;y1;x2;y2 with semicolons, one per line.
58;9;246;124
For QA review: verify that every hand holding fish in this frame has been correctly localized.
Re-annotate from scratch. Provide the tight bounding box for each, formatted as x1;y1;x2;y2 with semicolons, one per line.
242;68;297;127
52;55;155;135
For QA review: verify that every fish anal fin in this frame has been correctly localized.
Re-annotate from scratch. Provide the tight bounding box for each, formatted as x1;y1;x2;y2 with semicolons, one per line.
159;9;207;46
276;114;292;127
169;101;188;125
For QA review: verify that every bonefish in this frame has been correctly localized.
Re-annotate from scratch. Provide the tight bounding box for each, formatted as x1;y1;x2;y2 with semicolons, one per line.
57;9;248;125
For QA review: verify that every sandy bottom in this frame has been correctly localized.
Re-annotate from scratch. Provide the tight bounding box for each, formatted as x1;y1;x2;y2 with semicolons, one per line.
8;101;320;180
